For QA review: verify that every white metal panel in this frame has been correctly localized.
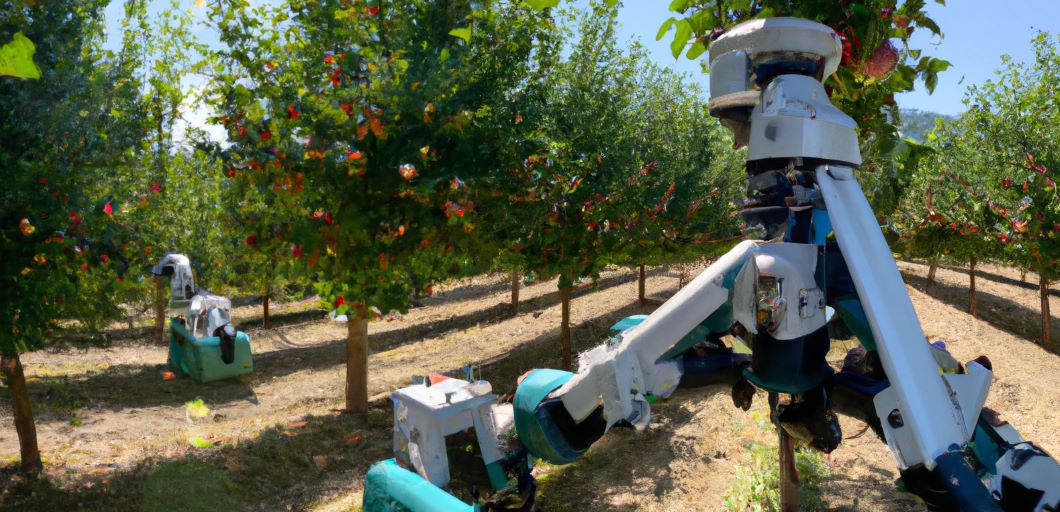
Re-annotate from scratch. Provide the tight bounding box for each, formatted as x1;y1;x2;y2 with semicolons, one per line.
556;241;759;426
817;165;965;469
755;243;826;340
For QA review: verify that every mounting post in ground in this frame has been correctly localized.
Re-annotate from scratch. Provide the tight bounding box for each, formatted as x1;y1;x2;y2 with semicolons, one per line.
769;392;800;512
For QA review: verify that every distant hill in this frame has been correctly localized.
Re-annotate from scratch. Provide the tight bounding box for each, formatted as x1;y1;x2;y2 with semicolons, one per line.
900;109;956;142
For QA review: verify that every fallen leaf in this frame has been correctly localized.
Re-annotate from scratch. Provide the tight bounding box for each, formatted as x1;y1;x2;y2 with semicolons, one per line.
188;436;219;448
185;398;210;420
312;454;329;469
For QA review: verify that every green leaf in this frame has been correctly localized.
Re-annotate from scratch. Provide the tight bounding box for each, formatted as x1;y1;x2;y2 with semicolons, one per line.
924;71;939;93
187;436;218;448
0;32;42;80
185;398;211;420
927;58;951;74
448;27;471;43
685;39;707;60
656;18;676;41
525;0;560;11
670;19;692;59
918;17;942;36
603;0;618;7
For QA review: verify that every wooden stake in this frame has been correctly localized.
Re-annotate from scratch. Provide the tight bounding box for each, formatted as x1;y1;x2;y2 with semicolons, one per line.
2;353;41;477
263;293;271;329
768;391;800;512
1042;275;1052;348
969;255;978;319
638;264;646;304
511;271;520;312
154;276;166;345
346;304;369;415
778;425;801;512
560;285;572;371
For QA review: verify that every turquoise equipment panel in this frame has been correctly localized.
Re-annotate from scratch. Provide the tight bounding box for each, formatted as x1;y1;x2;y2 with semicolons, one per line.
168;319;253;383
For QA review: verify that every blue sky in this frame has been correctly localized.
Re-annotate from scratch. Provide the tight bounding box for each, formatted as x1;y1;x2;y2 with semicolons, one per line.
102;0;1060;117
603;0;1060;116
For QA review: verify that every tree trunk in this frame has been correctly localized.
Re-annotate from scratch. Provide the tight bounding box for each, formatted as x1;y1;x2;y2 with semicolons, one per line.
510;271;520;312
346;304;369;415
560;285;572;371
638;264;646;304
2;353;42;477
1021;269;1027;283
1042;275;1052;348
154;275;166;344
926;255;939;289
969;255;978;319
263;293;270;329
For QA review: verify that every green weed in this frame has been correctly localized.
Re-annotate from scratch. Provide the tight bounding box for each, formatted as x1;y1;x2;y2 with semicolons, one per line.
723;441;830;512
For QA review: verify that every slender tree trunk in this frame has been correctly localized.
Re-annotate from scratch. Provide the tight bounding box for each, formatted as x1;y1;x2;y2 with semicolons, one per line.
346;303;369;415
263;293;270;329
969;255;978;319
1042;275;1052;348
638;264;646;304
560;285;572;371
926;255;939;289
154;276;166;344
510;271;520;312
2;353;41;477
1021;269;1027;283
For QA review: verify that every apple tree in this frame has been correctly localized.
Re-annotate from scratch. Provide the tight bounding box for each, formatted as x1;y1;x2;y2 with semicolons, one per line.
1;0;146;475
208;0;557;413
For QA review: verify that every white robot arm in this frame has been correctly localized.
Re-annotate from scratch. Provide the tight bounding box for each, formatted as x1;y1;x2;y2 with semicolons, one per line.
512;18;1060;511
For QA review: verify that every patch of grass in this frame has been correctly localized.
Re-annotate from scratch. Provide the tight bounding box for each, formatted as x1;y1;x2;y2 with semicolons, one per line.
723;442;830;512
32;380;85;421
144;460;243;512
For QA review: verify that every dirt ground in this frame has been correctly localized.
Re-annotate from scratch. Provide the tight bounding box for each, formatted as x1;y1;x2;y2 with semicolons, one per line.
1;260;1058;511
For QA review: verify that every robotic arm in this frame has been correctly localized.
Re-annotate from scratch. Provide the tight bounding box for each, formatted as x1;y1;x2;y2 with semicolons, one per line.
364;17;1060;512
512;18;1060;511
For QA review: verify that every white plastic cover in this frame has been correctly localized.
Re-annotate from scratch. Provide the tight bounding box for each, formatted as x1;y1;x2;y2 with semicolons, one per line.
152;253;197;302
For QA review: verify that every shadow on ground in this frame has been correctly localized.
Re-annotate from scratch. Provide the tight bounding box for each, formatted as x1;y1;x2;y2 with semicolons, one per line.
0;288;673;511
932;263;1059;299
1;270;660;421
901;271;1059;348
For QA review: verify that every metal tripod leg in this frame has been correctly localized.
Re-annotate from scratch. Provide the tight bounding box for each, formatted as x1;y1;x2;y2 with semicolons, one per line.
815;165;966;468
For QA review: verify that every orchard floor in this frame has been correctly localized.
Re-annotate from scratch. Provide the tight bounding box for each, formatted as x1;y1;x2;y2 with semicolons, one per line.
1;261;1058;511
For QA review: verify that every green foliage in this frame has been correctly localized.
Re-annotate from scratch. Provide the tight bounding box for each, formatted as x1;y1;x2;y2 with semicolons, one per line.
723;442;830;512
958;32;1060;278
485;2;741;288
208;0;556;314
893;32;1060;279
889;119;997;265
0;31;40;79
1;0;147;354
143;460;243;512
